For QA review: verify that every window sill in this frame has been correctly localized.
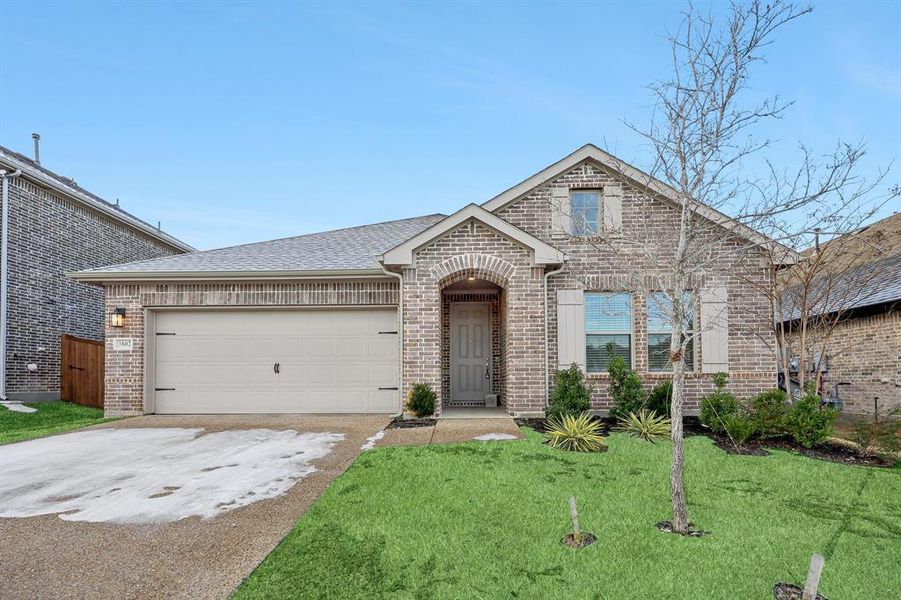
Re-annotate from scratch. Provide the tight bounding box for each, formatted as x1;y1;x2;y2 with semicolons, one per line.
585;371;700;379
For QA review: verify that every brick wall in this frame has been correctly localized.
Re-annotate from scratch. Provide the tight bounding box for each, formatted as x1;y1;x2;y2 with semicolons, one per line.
497;161;777;412
103;280;399;415
2;177;181;399
795;309;900;415
403;224;547;415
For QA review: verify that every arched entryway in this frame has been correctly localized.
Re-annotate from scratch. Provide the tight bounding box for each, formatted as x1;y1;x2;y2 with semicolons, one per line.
436;256;512;411
441;277;505;409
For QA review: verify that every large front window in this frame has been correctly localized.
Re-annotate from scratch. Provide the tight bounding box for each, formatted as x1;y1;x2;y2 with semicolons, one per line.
647;292;694;371
585;292;632;372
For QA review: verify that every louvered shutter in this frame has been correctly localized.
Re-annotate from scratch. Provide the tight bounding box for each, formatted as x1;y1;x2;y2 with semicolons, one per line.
603;184;623;233
700;286;729;373
550;187;571;237
557;289;586;370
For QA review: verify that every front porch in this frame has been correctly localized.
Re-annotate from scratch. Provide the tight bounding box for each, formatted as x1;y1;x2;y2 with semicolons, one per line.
441;278;507;411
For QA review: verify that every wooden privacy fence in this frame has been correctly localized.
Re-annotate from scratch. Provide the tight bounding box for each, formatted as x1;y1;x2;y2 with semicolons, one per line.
61;334;104;408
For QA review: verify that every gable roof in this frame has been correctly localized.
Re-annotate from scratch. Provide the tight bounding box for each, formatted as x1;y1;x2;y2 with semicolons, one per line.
482;143;794;259
70;214;446;281
0;145;194;253
381;203;565;267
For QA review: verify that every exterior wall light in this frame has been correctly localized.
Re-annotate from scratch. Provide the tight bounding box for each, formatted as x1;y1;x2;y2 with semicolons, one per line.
110;307;126;328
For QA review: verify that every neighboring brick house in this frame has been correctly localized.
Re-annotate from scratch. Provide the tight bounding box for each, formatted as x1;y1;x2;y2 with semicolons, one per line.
73;144;784;417
0;144;192;401
780;213;901;415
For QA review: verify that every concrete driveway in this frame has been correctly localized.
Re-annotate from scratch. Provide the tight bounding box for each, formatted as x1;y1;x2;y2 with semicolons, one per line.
0;414;390;599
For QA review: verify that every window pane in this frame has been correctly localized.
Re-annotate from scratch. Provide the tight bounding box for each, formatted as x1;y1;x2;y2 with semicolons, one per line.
647;292;694;333
571;191;599;236
587;334;631;372
648;333;694;372
585;293;632;332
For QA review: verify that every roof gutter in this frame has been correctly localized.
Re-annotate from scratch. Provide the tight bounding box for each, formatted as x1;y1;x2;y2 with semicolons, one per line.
543;263;565;405
379;262;405;416
0;150;194;253
67;268;392;283
0;168;23;400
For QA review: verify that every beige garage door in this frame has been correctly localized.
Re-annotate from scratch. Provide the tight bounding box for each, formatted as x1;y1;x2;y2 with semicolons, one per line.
153;309;399;414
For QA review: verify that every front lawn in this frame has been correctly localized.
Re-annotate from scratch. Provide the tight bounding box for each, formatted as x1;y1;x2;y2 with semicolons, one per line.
236;428;900;599
0;401;114;444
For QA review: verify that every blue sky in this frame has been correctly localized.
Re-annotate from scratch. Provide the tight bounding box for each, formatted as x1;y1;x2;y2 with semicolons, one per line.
1;1;899;250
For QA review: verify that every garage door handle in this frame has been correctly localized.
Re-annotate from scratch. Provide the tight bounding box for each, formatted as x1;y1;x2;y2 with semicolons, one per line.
155;387;175;391
378;387;398;390
273;362;280;374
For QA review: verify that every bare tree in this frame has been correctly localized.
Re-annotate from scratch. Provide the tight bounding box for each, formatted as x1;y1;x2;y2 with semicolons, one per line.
625;0;817;535
554;1;812;535
553;0;896;535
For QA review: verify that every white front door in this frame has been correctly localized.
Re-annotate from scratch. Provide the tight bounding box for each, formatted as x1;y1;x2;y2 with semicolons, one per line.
152;308;398;414
450;303;491;404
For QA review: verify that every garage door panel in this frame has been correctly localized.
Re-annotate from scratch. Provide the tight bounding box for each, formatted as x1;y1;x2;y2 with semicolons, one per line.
154;309;397;414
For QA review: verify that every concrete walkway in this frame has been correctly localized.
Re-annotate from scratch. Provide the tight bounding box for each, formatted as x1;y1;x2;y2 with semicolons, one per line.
378;415;523;447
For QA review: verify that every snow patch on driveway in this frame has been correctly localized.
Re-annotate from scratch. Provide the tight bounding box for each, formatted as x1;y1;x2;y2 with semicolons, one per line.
0;428;343;524
360;430;385;450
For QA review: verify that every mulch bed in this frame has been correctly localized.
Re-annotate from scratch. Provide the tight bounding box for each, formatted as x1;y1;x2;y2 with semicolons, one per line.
515;416;612;435
561;532;597;548
656;520;709;537
520;415;893;467
773;583;828;600
386;416;436;429
514;417;549;432
703;430;893;467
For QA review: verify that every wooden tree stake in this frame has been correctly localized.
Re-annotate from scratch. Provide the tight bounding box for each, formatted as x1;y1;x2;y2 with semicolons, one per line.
569;496;581;542
802;554;824;600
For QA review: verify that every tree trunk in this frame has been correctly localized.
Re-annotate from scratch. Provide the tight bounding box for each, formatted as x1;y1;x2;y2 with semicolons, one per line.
669;291;689;534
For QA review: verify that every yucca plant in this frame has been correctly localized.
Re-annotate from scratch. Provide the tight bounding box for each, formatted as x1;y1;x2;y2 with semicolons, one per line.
617;409;672;443
545;412;606;452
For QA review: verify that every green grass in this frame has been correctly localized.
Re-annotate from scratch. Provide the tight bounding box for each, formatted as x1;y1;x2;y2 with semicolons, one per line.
0;401;115;444
236;428;901;600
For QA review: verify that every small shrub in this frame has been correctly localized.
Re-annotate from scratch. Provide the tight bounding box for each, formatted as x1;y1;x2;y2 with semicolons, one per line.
785;386;837;448
617;409;672;443
699;372;737;434
723;412;755;450
545;412;606;452
607;348;647;420
749;388;787;438
852;408;901;456
406;383;436;417
646;381;673;417
547;364;592;419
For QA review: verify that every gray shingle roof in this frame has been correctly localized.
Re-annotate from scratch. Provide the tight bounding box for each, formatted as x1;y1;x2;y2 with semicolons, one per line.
78;213;447;274
781;253;901;321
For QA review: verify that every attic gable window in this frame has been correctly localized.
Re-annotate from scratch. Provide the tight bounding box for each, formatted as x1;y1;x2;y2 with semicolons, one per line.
570;190;600;236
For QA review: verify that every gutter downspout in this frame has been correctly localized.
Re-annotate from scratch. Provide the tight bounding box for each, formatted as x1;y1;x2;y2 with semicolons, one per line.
543;263;565;403
0;169;22;400
379;261;404;415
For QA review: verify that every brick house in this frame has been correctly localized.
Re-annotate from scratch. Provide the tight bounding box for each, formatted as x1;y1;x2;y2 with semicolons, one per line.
0;144;192;402
72;145;783;417
780;213;901;415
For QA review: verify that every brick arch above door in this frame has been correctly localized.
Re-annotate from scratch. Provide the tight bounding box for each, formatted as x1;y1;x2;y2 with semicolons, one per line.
432;253;516;289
